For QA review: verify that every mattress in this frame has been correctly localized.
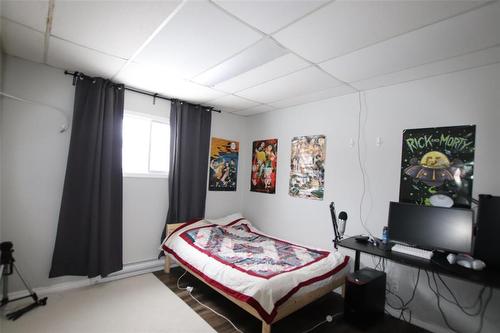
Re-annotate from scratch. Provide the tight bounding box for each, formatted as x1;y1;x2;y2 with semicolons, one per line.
161;218;349;323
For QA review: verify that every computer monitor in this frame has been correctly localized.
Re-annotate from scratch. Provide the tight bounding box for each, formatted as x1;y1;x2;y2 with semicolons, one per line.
388;202;473;254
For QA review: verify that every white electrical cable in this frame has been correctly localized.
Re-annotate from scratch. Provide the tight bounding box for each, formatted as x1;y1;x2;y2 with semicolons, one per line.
177;270;244;333
302;319;327;333
356;92;375;239
187;290;244;333
301;313;341;333
176;270;188;290
0;91;70;132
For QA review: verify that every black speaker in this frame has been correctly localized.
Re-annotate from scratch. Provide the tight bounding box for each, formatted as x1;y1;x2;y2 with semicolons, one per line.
474;194;500;269
344;268;386;324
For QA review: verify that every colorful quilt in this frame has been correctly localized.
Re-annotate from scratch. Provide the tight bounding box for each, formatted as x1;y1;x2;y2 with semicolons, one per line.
180;223;329;279
162;218;349;324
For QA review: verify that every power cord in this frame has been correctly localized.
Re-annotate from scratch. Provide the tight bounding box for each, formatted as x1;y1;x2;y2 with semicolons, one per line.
377;256;419;324
177;270;244;333
425;270;493;333
301;313;342;333
435;273;485;316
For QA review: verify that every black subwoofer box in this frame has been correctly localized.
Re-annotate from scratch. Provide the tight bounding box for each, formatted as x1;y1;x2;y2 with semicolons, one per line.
474;194;500;269
344;268;386;324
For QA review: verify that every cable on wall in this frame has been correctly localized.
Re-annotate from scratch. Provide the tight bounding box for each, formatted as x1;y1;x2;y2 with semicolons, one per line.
356;91;375;239
0;91;69;133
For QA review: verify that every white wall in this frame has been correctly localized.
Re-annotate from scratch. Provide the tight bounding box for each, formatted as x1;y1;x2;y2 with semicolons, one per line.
0;55;246;291
242;63;500;333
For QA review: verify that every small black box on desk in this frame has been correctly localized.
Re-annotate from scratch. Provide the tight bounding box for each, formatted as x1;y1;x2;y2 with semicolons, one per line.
344;268;386;324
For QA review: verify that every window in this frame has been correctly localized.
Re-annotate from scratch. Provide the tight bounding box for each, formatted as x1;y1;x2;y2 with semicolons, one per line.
122;111;169;177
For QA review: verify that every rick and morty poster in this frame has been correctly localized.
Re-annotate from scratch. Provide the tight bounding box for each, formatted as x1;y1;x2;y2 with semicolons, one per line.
209;137;239;191
399;125;475;208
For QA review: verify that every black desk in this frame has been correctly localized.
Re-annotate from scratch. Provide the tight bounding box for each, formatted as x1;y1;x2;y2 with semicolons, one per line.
338;236;500;289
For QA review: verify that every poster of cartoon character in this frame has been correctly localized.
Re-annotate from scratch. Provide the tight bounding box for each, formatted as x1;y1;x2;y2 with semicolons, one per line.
209;137;239;191
399;125;475;208
289;135;326;200
251;139;278;194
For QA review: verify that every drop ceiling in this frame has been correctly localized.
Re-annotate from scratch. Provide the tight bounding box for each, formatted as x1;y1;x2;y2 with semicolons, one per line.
1;0;499;116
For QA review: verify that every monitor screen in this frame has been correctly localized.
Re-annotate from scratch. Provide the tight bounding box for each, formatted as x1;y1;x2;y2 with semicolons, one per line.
388;202;473;253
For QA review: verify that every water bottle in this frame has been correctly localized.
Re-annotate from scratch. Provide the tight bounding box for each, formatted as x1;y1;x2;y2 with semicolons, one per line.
382;226;389;244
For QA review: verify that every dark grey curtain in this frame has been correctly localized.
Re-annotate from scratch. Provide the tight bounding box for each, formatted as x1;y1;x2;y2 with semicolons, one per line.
161;101;212;241
50;76;124;278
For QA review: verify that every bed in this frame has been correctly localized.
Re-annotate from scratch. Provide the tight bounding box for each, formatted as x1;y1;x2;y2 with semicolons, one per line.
162;216;350;333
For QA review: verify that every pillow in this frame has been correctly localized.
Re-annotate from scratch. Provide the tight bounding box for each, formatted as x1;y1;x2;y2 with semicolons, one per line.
206;213;244;225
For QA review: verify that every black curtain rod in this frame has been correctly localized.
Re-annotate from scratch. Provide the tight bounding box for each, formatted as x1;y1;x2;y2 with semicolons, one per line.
64;70;221;113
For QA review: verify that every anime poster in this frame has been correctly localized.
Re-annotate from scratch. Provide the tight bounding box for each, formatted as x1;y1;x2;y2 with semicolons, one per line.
289;135;326;200
209;137;239;191
399;125;475;208
251;139;278;194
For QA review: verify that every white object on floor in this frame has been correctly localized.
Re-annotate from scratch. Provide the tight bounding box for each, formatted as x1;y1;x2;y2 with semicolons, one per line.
0;273;216;333
391;243;434;260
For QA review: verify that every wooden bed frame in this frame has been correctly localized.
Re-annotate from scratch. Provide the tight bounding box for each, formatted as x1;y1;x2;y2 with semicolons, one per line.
164;223;346;333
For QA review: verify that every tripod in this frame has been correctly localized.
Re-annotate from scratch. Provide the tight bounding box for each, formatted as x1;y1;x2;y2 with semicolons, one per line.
0;241;47;320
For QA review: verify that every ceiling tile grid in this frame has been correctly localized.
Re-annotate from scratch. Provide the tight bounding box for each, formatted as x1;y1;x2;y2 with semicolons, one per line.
1;0;49;32
351;46;500;91
319;1;500;83
1;0;499;115
51;0;182;59
214;53;310;94
269;84;357;109
1;19;45;64
192;37;287;87
272;0;487;63
115;62;226;104
235;66;343;104
208;94;259;112
47;37;127;78
213;0;329;35
132;1;263;79
232;104;276;117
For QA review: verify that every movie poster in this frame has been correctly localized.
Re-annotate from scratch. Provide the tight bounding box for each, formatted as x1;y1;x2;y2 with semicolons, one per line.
251;139;278;194
289;135;326;200
209;137;239;191
399;125;475;208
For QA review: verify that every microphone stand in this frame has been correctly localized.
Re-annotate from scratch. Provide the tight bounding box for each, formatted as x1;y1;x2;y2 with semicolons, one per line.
330;202;341;249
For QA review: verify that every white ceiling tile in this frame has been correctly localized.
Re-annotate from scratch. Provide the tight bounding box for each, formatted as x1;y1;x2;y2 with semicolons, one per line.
1;0;48;32
47;37;127;78
213;0;328;34
115;62;225;104
351;46;500;91
270;84;356;109
134;1;262;79
193;38;287;86
236;66;343;103
320;2;500;83
214;53;310;93
233;104;276;116
1;19;44;63
51;1;181;59
274;0;486;63
209;95;259;111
